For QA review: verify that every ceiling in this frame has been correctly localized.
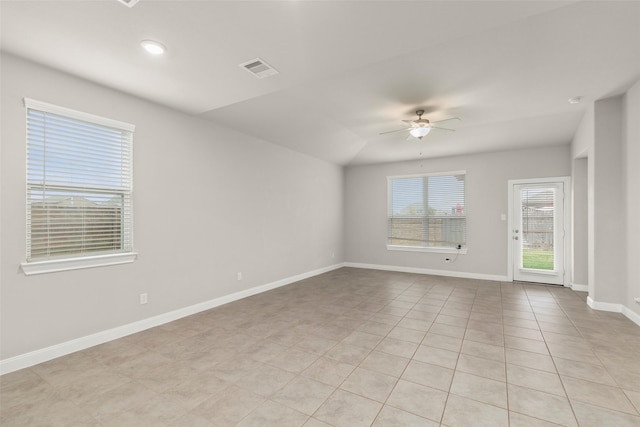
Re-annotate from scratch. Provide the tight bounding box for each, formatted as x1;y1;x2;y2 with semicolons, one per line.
2;1;639;166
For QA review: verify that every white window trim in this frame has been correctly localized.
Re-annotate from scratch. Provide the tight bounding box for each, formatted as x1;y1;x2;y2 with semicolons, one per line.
387;170;467;180
22;98;136;275
23;98;135;132
21;252;138;276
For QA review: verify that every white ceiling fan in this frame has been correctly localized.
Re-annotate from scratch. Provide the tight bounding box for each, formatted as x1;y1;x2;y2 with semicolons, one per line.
380;110;460;140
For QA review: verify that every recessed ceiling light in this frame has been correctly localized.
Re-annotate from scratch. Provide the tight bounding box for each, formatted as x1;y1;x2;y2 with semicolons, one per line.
140;40;166;55
117;0;140;8
568;96;583;104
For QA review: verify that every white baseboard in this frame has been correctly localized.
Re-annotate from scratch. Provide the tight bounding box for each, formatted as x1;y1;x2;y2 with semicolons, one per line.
623;306;640;326
344;262;509;282
570;282;588;292
0;263;345;375
586;296;620;312
587;296;640;327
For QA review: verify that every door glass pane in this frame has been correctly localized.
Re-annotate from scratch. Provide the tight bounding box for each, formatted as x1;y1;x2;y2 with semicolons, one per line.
521;187;554;270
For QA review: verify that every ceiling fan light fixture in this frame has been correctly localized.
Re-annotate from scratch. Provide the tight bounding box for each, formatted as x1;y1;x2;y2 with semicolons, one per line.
410;127;431;139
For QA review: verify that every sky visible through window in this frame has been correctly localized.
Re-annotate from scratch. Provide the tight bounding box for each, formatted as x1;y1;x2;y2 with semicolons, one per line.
391;175;465;215
27;110;127;204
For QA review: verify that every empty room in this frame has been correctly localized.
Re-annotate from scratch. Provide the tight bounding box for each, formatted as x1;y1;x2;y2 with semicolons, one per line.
1;1;639;426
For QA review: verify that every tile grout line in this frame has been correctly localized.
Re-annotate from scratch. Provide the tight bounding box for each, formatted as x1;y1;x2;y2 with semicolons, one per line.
525;283;581;426
359;278;433;425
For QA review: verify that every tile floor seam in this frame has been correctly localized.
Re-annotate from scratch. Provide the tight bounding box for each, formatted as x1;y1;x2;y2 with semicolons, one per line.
507;408;567;427
528;284;591;426
501;282;513;427
544;292;638;424
559;376;640;417
338;288;439;426
65;388;106;426
366;283;451;426
436;289;473;425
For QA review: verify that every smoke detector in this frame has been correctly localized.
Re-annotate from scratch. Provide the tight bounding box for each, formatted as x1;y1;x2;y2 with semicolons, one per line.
239;58;279;79
118;0;140;8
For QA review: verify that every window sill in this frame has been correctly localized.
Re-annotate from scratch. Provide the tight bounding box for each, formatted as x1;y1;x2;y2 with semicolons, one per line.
21;252;138;276
386;245;468;255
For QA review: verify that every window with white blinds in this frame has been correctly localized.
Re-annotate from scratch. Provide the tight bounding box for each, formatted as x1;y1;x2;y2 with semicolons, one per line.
387;171;466;250
24;98;134;264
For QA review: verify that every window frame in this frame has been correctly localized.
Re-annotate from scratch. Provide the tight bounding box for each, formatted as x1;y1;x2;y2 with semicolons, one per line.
386;170;467;254
20;98;137;275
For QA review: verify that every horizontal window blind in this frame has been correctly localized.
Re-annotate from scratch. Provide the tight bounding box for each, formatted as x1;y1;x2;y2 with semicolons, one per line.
25;99;134;261
388;172;466;249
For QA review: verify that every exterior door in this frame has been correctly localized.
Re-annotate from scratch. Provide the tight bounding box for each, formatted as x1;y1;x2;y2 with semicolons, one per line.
512;181;566;285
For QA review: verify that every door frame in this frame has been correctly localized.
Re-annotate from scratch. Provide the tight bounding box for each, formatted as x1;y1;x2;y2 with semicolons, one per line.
507;176;571;286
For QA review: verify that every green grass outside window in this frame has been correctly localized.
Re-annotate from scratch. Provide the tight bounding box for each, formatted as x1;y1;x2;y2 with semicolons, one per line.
522;249;554;270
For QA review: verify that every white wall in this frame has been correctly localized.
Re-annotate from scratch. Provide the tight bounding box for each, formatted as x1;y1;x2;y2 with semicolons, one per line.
569;109;593;293
592;97;625;304
571;106;594;159
0;54;344;361
570;80;640;323
571;157;588;287
344;146;571;279
623;80;640;317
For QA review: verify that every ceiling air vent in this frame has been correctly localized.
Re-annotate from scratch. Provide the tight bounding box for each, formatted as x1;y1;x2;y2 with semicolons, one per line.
239;58;279;79
117;0;140;8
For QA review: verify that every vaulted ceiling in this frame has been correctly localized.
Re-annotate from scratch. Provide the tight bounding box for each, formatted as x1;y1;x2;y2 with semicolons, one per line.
2;1;639;165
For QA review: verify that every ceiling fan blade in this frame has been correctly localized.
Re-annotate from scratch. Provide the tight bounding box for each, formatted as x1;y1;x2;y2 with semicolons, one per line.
431;126;455;131
431;117;461;124
401;119;415;124
379;127;411;135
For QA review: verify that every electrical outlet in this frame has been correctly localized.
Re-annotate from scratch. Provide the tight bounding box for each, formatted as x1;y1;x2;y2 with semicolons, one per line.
139;293;148;305
237;272;242;281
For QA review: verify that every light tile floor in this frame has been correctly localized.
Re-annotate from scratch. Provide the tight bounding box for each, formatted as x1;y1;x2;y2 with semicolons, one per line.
2;268;640;426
